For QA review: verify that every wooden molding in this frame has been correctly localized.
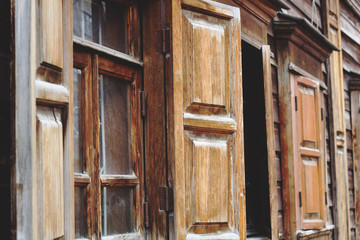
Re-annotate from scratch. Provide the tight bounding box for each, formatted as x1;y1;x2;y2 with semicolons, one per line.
349;78;360;91
343;0;360;18
274;12;339;62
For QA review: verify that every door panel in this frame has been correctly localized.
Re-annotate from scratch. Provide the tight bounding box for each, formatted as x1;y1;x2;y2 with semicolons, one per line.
171;0;243;239
36;107;65;239
295;76;325;229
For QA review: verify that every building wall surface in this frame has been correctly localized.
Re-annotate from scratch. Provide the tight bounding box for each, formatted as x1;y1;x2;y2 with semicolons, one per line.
7;0;360;239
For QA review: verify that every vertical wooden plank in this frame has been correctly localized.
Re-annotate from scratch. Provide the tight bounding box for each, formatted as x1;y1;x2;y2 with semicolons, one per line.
349;80;360;240
262;45;278;240
41;0;63;68
92;54;101;239
171;0;186;239
14;0;38;238
36;107;65;240
323;0;351;238
276;39;299;240
142;0;168;238
62;0;74;239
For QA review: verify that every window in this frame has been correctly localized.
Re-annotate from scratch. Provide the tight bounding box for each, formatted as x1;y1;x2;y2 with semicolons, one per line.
73;1;142;239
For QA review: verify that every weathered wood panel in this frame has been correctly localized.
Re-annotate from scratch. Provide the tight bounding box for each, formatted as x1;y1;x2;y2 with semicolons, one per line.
171;0;243;238
41;0;63;68
263;45;279;240
295;77;326;230
36;107;64;240
142;0;168;238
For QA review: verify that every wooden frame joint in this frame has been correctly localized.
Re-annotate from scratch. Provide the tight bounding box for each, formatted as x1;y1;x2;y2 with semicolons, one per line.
159;187;173;212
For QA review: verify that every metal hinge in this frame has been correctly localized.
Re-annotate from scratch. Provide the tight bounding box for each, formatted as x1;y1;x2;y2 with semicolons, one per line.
159;187;174;212
144;201;150;228
295;96;298;111
321;108;324;121
325;192;328;205
156;28;170;54
140;91;146;117
299;191;302;208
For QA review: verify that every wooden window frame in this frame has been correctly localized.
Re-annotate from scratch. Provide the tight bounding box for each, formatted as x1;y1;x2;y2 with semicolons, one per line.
73;49;143;239
73;0;141;60
72;1;143;239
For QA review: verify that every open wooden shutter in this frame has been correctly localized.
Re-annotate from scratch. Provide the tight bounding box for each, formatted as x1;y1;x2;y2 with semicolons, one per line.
14;0;73;239
171;0;244;239
295;76;326;229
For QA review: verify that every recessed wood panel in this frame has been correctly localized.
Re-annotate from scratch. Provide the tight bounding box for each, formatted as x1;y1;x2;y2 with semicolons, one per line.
301;157;321;218
173;0;242;238
37;107;64;239
184;132;232;232
192;136;229;223
295;76;325;230
182;9;229;113
298;85;317;145
41;0;63;68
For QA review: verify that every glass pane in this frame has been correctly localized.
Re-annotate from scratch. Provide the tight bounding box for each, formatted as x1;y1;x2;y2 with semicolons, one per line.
73;68;83;173
101;187;135;235
99;75;132;175
75;187;87;238
73;0;129;54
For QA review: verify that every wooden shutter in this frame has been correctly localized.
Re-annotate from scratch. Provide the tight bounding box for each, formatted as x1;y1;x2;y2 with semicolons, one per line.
14;0;73;239
171;0;244;239
295;76;326;229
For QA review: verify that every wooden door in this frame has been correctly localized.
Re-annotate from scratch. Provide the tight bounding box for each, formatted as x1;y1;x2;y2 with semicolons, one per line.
295;76;326;229
171;0;244;239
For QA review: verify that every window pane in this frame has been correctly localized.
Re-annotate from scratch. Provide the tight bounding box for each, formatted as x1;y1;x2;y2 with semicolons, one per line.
73;0;129;54
99;75;132;175
75;187;87;238
73;68;83;173
101;187;135;235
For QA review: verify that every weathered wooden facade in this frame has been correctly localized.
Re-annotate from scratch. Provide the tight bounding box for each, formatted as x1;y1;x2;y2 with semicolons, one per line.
2;0;360;239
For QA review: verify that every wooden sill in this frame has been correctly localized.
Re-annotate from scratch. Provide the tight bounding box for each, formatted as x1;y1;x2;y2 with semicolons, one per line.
297;225;335;239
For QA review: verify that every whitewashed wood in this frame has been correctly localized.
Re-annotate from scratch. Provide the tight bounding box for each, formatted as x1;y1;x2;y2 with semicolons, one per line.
36;107;65;240
14;0;38;238
35;80;70;105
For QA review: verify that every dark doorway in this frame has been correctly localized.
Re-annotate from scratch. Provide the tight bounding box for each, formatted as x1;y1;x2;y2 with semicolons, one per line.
0;0;11;239
242;41;271;238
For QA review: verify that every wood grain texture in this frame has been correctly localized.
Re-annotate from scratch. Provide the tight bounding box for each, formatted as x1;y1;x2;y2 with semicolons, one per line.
142;0;168;239
36;107;64;240
262;45;279;240
323;0;352;238
350;84;360;239
41;0;63;68
296;77;326;230
171;0;243;238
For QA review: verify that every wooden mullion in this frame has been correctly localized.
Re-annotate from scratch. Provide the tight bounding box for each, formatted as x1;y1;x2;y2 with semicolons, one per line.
100;174;140;187
101;179;139;188
98;56;138;81
92;53;102;239
74;173;91;187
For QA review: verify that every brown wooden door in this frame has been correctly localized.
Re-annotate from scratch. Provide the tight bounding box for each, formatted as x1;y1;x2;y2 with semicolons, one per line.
295;76;326;229
171;0;244;239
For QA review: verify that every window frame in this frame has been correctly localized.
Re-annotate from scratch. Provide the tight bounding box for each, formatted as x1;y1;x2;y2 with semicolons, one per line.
73;48;144;239
72;1;143;238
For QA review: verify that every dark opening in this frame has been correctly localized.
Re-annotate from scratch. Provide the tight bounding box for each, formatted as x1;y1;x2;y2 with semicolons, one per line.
0;0;11;238
242;41;271;238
